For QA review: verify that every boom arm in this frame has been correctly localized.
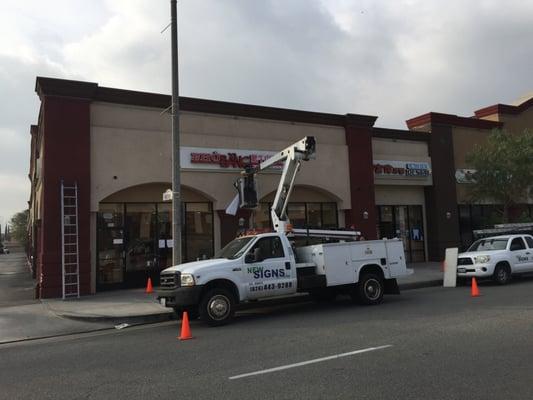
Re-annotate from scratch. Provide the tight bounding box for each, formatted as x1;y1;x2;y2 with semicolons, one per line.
259;136;316;233
235;136;359;238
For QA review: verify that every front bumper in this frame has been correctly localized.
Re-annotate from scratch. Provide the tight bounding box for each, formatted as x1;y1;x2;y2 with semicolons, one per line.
156;285;204;308
456;264;493;278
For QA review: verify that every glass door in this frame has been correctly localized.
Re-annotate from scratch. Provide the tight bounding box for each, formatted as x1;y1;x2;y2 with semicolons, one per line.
125;204;157;287
97;204;125;289
376;205;425;263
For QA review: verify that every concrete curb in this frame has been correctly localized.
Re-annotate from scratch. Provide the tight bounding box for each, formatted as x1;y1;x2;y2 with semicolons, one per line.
399;279;443;291
55;311;175;325
50;279;443;324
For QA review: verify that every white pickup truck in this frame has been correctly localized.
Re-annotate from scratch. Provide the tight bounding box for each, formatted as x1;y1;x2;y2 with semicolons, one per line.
157;232;410;325
157;136;412;325
457;234;533;284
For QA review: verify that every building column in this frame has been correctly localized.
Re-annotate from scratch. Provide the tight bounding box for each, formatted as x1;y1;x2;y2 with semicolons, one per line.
344;114;378;239
425;123;461;260
38;96;91;298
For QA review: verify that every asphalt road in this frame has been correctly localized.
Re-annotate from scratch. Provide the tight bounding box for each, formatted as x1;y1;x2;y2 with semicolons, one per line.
1;278;533;400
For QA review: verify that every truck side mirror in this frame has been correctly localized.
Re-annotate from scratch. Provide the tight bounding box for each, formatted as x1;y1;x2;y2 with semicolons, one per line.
245;253;255;263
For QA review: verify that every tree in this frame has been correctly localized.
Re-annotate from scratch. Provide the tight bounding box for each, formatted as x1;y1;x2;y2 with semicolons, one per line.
10;210;29;248
466;129;533;223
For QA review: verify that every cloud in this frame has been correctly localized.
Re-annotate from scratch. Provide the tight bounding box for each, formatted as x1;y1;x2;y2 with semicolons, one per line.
1;0;533;219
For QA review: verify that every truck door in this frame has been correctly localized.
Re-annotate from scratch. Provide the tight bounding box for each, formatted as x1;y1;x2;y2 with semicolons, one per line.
243;236;296;298
509;237;529;273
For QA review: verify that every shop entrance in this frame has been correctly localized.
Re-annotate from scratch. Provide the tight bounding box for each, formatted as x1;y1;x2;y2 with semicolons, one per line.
376;205;425;262
97;201;214;290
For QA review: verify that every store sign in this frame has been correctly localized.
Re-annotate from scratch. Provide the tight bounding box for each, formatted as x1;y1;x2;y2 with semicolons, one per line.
181;146;281;170
374;160;431;178
455;169;476;184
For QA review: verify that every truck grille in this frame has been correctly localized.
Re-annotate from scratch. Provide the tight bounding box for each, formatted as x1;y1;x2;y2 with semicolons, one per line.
160;272;180;289
457;258;474;266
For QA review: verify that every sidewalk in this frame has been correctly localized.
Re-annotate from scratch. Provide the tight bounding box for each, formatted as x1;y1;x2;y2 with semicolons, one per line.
43;261;443;323
42;289;172;324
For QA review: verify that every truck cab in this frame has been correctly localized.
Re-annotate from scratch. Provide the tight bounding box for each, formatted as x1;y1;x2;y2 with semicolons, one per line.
457;234;533;284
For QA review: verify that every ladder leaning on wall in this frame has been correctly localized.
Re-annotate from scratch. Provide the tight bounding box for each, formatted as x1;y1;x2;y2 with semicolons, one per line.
61;180;80;299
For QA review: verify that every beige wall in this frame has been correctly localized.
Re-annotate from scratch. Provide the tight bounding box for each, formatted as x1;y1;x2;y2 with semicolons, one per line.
498;107;533;134
101;183;209;203
374;185;425;206
452;126;491;170
90;102;351;212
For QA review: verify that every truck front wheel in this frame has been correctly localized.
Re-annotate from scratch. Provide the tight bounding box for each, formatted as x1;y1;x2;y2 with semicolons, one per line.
199;288;235;326
493;263;511;285
354;273;384;305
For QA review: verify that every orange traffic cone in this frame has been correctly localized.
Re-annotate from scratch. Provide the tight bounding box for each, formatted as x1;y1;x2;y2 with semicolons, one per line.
145;277;153;294
471;277;480;297
178;311;193;340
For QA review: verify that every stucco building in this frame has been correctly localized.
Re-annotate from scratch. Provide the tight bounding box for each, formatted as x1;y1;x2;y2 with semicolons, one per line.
28;77;532;298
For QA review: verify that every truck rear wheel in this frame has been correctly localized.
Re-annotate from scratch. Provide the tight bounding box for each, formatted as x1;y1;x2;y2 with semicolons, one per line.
354;273;384;305
199;288;235;326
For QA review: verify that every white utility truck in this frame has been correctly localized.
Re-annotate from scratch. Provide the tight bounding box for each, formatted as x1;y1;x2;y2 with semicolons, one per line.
457;234;533;285
157;137;412;325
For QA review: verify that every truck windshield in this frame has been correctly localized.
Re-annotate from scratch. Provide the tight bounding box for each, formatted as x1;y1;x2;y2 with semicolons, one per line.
216;237;255;260
467;238;508;252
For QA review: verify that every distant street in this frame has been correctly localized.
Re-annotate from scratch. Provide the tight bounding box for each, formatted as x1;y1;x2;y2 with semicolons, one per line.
0;245;36;307
2;277;533;399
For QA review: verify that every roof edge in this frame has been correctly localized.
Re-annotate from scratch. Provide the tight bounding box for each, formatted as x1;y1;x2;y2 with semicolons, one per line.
34;76;377;128
474;97;533;118
406;112;502;130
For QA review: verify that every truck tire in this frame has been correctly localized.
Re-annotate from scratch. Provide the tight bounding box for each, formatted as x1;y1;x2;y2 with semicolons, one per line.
354;273;384;305
492;263;511;285
199;288;235;326
173;307;199;321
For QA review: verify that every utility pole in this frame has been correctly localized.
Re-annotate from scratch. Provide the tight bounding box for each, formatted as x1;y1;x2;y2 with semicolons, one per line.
171;0;182;265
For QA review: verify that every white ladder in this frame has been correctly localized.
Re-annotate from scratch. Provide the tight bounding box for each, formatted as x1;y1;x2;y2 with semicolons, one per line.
61;181;80;299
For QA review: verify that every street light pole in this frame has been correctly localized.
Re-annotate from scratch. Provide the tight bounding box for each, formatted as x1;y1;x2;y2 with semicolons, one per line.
171;0;182;265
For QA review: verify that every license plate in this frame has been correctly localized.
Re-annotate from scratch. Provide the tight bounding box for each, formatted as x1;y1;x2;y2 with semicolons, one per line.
457;268;466;273
159;298;166;306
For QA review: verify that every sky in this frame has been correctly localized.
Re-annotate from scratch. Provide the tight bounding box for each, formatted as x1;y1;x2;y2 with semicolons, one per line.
1;0;532;225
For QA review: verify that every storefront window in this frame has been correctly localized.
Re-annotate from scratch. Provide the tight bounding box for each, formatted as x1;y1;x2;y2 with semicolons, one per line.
184;203;214;261
287;203;306;227
321;203;338;228
97;201;214;289
257;202;338;230
307;203;321;228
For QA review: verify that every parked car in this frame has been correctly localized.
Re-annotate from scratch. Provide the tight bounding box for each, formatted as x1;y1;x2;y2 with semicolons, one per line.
457;234;533;284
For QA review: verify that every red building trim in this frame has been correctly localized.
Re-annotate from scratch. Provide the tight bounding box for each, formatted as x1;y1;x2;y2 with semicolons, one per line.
344;114;378;239
37;96;91;298
406;112;502;130
474;97;533;118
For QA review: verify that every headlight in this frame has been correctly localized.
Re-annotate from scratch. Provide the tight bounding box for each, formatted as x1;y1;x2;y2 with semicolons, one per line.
180;273;196;287
474;255;491;264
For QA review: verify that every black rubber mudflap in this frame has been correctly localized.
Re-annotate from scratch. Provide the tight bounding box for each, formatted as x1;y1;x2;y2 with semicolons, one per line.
384;278;400;295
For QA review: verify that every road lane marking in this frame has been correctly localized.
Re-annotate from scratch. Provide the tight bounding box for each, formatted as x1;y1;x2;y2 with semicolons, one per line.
229;345;392;380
